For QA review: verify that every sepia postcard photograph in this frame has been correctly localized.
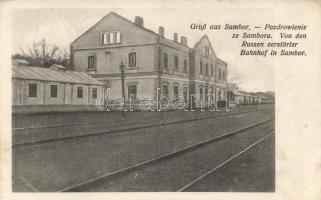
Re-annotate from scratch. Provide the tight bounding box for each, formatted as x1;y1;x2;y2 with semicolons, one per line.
0;0;320;200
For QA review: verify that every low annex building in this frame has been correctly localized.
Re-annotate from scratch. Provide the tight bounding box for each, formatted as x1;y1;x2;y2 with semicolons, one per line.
12;63;104;107
227;90;260;106
70;12;228;108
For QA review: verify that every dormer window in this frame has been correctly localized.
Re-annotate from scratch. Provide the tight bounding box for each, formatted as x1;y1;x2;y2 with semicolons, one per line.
101;32;121;45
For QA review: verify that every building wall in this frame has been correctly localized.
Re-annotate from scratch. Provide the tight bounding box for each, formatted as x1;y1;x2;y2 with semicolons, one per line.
193;82;216;107
44;82;65;105
12;79;25;105
191;36;228;108
71;13;157;50
215;61;227;85
14;79;44;105
64;83;73;104
12;79;103;106
159;76;190;102
193;38;216;83
72;45;157;74
159;41;190;78
71;84;89;105
70;13;229;109
99;76;157;101
88;85;104;105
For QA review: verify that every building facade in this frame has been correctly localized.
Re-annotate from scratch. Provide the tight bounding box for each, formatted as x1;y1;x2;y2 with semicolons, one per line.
71;12;227;109
12;64;104;106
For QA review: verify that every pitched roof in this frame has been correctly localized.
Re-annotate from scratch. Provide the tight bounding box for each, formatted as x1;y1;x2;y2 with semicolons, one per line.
71;12;188;48
12;65;103;85
194;35;228;66
71;12;159;46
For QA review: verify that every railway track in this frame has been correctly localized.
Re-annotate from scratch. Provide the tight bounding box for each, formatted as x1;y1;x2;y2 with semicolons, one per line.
177;132;273;192
13;108;273;147
60;118;274;192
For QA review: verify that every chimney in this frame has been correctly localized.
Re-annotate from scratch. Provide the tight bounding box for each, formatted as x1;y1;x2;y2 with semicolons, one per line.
159;26;164;37
181;36;187;46
173;33;178;42
135;16;144;27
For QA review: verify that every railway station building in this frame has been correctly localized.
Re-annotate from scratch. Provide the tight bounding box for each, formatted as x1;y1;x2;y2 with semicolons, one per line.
70;12;228;109
12;63;104;112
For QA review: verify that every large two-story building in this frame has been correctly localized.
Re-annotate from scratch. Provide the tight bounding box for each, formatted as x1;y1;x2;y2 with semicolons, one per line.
70;12;227;109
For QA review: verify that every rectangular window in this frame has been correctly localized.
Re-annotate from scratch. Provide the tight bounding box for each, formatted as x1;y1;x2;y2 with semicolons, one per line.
219;69;221;80
92;88;97;99
50;85;58;98
200;61;203;74
28;83;37;97
174;56;179;71
205;64;208;76
128;85;137;99
173;86;179;100
183;59;188;73
162;85;169;97
77;87;83;98
223;71;226;79
128;52;136;68
164;53;168;69
199;87;203;101
101;32;121;45
211;64;214;76
87;55;96;70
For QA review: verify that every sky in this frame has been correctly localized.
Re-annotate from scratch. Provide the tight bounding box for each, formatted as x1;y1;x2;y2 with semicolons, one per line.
11;7;275;92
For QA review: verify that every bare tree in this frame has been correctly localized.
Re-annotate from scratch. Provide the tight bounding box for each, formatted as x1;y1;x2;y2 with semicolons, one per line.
16;39;69;68
227;66;242;85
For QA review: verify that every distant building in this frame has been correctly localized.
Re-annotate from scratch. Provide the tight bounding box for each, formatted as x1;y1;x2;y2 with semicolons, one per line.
254;92;275;103
12;59;30;67
70;12;228;108
227;88;260;106
12;64;104;106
